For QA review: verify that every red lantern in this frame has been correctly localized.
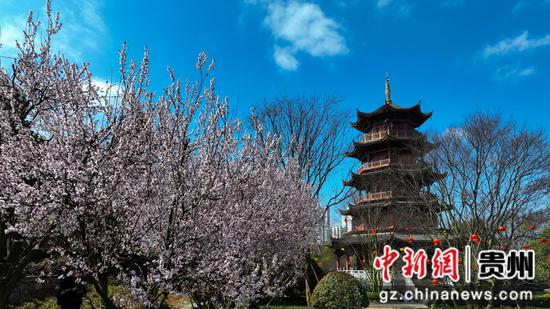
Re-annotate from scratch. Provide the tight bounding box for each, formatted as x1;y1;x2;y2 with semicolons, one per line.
427;259;431;264
497;226;506;232
539;238;548;244
522;243;531;250
407;236;414;243
458;259;463;265
431;279;439;286
372;250;377;256
432;239;440;246
470;234;480;243
529;225;537;231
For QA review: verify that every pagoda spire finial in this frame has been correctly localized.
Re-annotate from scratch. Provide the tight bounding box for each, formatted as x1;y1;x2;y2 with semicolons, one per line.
385;73;391;104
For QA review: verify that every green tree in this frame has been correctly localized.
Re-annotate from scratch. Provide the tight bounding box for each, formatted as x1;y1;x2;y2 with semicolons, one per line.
531;225;550;287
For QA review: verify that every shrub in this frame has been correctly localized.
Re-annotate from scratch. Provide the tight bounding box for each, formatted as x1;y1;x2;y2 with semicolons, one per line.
356;278;371;305
367;291;380;301
531;293;550;307
311;272;368;309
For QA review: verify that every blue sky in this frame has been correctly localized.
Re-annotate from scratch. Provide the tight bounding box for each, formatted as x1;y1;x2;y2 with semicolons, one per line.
1;0;549;223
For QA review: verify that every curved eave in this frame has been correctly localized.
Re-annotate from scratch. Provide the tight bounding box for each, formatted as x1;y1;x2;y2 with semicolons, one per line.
350;227;432;236
346;138;412;159
344;167;446;189
352;102;432;133
346;200;393;211
346;136;435;160
332;233;438;246
345;198;446;215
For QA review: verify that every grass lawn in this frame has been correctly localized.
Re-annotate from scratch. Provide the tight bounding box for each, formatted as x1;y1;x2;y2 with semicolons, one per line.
15;284;193;309
261;307;309;308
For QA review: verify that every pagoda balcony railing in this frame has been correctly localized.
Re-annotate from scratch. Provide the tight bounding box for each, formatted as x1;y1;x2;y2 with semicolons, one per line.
360;129;419;143
354;191;392;204
357;159;418;174
357;159;390;173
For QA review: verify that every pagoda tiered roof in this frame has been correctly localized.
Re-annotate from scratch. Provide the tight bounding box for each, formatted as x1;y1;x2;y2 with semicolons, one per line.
340;198;450;216
343;165;444;189
332;232;446;246
351;102;432;133
340;198;453;215
339;192;445;214
345;134;436;160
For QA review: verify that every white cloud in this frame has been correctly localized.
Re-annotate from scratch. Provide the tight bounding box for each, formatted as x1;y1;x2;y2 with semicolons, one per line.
483;31;550;58
374;0;412;16
494;65;535;80
0;0;107;62
91;77;115;96
87;77;122;107
336;0;360;8
262;1;348;70
52;0;107;61
376;0;392;8
274;46;299;70
0;16;26;58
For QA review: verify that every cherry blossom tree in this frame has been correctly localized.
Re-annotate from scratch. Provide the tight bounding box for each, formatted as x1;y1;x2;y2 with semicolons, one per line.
0;4;95;306
120;56;320;307
1;3;320;308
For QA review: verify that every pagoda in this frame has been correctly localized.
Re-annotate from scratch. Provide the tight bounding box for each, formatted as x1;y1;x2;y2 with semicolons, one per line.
333;76;447;275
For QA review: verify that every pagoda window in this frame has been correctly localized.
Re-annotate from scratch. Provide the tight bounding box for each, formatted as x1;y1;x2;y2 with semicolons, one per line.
394;122;412;130
369;151;389;162
364;184;372;192
371;123;385;133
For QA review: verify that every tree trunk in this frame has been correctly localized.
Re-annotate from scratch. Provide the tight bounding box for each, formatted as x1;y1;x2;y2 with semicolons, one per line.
0;258;27;309
0;283;12;309
304;253;324;306
305;277;312;306
91;272;117;309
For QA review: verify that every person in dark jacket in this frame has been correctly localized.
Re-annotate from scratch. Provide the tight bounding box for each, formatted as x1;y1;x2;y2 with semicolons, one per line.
55;269;87;309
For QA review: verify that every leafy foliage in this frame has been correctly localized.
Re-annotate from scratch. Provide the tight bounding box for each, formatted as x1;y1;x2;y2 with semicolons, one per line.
531;225;550;287
310;272;367;309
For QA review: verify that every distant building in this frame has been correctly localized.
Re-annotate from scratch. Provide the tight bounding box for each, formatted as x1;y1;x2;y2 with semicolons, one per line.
341;215;352;233
317;214;331;243
329;214;352;239
331;226;342;239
